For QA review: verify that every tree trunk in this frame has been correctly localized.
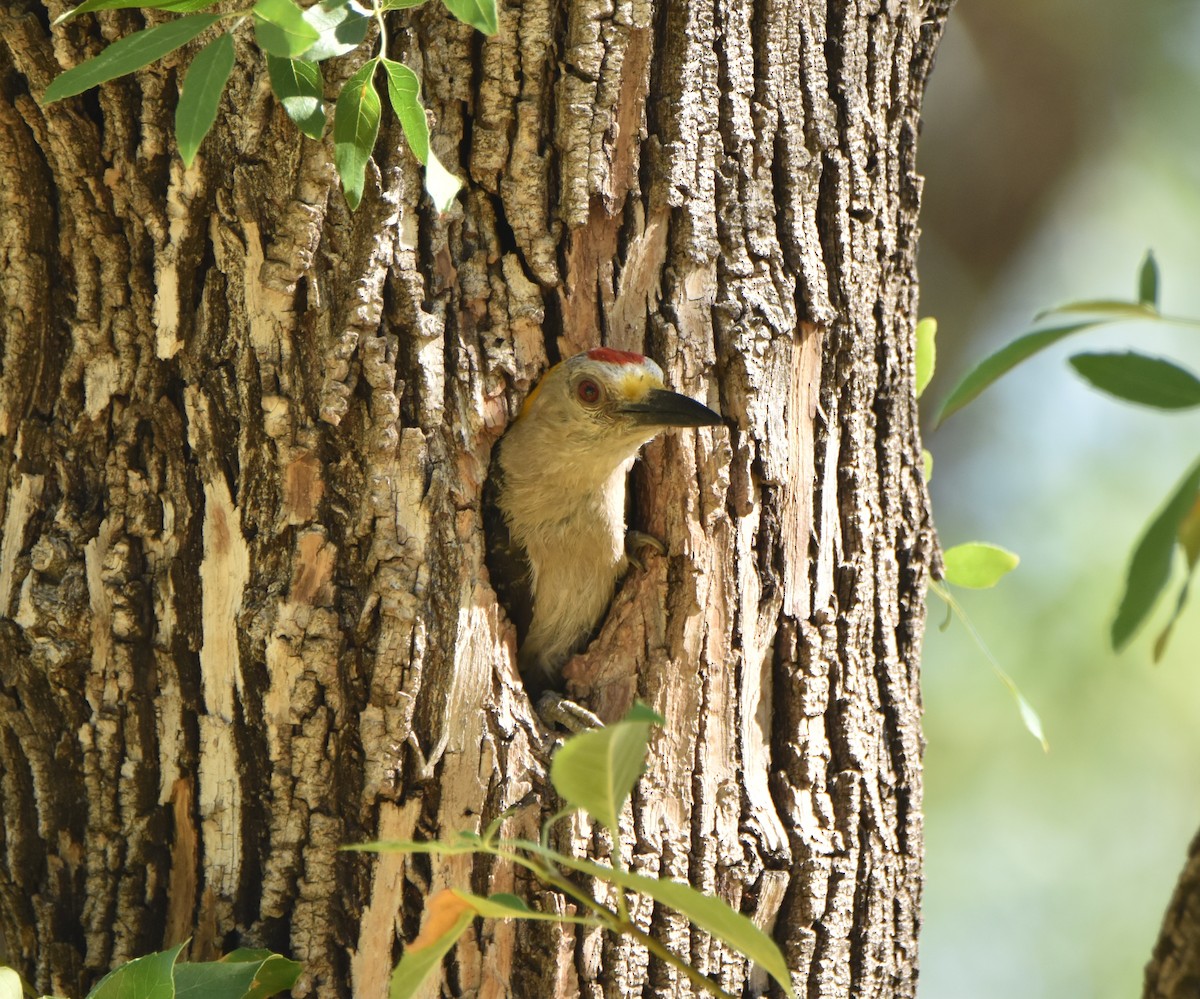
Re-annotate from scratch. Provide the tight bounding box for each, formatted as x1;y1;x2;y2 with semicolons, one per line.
1143;829;1200;999
0;0;948;995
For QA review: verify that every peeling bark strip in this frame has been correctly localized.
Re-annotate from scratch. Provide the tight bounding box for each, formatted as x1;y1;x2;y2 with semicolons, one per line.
0;0;950;996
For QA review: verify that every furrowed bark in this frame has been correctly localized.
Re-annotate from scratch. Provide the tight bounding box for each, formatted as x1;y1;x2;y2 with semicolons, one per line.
1143;829;1200;999
0;0;950;995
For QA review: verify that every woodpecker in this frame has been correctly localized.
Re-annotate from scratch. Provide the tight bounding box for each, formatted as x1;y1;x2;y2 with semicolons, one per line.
484;348;722;707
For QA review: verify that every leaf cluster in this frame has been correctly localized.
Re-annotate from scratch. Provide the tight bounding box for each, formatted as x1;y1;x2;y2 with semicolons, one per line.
915;318;1041;746
43;0;495;210
934;253;1200;660
352;704;798;999
0;945;299;999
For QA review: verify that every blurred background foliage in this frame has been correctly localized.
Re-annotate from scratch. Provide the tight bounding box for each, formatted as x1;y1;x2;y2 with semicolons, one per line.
918;1;1200;996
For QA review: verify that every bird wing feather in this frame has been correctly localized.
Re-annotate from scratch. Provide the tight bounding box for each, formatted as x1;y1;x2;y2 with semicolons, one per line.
482;449;534;644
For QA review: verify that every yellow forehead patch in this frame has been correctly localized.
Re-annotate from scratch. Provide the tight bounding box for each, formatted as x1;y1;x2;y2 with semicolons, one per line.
613;368;662;401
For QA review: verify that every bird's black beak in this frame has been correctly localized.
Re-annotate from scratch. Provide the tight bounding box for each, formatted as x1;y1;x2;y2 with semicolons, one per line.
621;388;723;428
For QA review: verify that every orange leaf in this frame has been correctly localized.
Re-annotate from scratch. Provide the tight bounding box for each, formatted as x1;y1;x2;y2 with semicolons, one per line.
408;890;475;952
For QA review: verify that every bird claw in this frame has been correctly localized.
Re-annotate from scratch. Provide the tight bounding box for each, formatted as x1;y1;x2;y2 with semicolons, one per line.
625;530;666;572
536;692;604;732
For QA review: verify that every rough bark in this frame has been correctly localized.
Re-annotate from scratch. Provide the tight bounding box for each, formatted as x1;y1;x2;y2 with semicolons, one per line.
0;0;949;996
1143;829;1200;999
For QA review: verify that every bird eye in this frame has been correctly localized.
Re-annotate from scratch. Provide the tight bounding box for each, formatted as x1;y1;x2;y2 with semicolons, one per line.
576;379;602;405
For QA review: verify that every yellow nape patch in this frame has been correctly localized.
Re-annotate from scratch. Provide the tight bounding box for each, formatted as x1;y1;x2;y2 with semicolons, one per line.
517;361;561;420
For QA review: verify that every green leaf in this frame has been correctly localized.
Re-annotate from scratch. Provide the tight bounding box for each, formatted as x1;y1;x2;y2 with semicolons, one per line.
507;841;797;999
232;953;302;999
87;943;185;999
914;317;937;399
448;890;595;924
380;60;462;212
380;59;429;162
333;58;381;210
380;0;428;8
390;892;475;999
1138;251;1159;307
43;13;222;103
934;322;1094;425
549;703;663;835
0;967;23;999
175;32;234;166
1112;457;1200;650
174;961;261;999
928;579;1049;751
1035;299;1159;321
266;55;326;139
252;0;321;58
53;0;220;27
440;0;497;34
301;0;370;61
1068;352;1200;410
1152;574;1195;663
1151;489;1199;658
174;951;301;999
942;542;1019;589
347;830;486;856
922;448;933;483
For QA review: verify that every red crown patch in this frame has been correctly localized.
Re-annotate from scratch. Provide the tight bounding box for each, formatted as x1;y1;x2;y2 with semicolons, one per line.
586;347;645;366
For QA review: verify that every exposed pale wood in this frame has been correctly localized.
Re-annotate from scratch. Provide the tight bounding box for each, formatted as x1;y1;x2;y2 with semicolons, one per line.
0;0;951;996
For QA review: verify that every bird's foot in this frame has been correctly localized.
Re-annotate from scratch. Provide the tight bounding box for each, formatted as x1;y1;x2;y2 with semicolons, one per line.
625;530;666;572
536;691;604;732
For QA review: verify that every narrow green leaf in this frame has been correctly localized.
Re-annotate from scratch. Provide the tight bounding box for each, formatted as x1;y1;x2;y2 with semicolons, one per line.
914;317;937;399
87;943;185;999
1068;352;1200;410
549;703;663;835
380;59;462;211
1035;299;1159;321
333;58;381;210
448;890;595;924
942;542;1019;589
54;0;219;27
0;967;22;999
1138;251;1160;307
1152;575;1194;663
928;579;1049;751
266;55;326;139
347;831;484;856
380;59;429;162
301;0;370;61
252;0;321;58
1151;487;1199;659
1112;457;1200;650
175;32;234;166
390;893;475;999
380;0;428;8
505;840;797;999
934;323;1094;425
1014;689;1047;750
440;0;497;33
43;13;222;103
922;448;933;483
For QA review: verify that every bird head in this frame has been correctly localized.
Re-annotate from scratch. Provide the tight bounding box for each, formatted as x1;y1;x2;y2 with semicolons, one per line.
512;348;722;466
